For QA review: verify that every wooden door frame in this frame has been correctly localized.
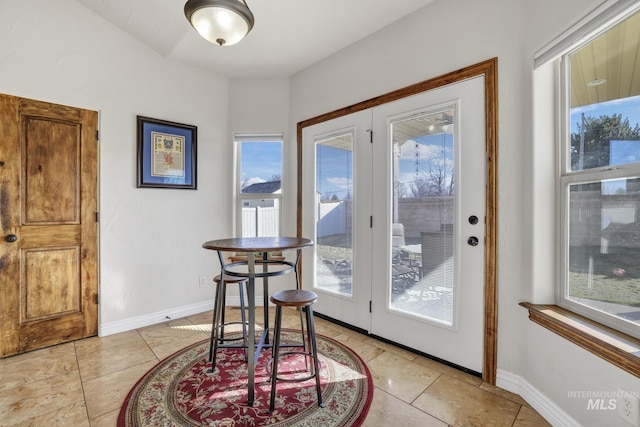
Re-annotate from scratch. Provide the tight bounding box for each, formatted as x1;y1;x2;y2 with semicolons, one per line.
296;58;498;384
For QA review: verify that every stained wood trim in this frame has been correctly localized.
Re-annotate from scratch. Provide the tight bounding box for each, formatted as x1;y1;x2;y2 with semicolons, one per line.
520;303;640;378
296;58;499;384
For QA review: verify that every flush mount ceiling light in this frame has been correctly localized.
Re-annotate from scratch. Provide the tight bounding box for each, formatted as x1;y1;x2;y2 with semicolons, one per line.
184;0;254;47
587;78;607;87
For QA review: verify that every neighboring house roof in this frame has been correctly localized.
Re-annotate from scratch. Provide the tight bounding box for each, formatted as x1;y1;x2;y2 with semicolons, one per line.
243;180;281;194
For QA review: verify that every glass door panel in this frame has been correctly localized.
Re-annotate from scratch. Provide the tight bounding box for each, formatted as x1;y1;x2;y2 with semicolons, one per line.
315;133;353;297
391;108;455;326
301;111;372;331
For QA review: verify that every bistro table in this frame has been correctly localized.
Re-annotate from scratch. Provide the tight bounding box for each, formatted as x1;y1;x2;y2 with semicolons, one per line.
202;236;314;406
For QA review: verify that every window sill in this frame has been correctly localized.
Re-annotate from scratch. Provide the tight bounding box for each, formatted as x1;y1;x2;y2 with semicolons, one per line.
519;303;640;378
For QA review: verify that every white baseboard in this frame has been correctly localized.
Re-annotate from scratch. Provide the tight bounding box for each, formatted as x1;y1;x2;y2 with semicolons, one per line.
497;369;581;427
98;295;265;337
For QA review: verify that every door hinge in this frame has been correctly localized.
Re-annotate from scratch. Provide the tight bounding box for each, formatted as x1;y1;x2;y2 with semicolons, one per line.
95;211;99;222
369;300;372;313
96;130;99;141
95;293;99;304
370;216;373;228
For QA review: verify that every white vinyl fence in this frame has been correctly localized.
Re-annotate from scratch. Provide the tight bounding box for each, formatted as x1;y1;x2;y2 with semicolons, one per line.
242;206;279;237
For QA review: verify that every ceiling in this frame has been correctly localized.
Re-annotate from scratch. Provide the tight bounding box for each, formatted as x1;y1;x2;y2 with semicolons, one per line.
76;0;436;79
570;8;640;108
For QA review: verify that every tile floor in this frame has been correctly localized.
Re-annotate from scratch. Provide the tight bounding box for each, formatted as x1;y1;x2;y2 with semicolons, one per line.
0;307;550;426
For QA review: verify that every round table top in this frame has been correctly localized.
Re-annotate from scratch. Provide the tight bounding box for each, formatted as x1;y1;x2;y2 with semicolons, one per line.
202;236;314;252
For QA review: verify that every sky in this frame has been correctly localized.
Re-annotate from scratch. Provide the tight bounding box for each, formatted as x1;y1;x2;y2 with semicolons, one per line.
240;141;282;189
240;95;640;198
316;143;353;199
315;132;454;199
570;95;640;134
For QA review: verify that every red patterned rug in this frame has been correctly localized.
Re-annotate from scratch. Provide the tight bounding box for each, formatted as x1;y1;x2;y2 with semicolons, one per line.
118;330;373;426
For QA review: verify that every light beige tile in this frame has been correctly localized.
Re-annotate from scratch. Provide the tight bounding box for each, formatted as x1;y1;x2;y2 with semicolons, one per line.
138;317;206;342
138;317;209;360
330;334;385;363
74;330;141;352
362;337;418;361
513;405;552;427
480;382;531;407
412;354;483;387
319;321;368;341
150;336;209;360
185;309;214;325
367;352;441;403
89;408;120;427
13;401;89;427
0;343;77;392
310;319;339;337
76;334;157;382
0;370;84;425
189;306;249;328
413;374;521;426
361;389;447;427
280;309;307;329
83;359;158;420
0;313;553;426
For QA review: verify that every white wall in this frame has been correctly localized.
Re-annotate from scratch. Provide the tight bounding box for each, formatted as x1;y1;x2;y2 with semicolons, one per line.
289;0;639;425
0;0;233;332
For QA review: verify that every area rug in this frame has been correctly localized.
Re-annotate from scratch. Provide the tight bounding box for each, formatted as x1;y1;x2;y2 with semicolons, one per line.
118;330;373;426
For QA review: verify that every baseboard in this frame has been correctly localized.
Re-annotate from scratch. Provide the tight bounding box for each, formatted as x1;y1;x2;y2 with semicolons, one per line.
497;369;581;427
98;295;269;336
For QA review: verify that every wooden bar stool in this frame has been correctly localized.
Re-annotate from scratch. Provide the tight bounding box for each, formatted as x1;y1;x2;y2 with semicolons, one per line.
208;274;248;373
268;289;324;412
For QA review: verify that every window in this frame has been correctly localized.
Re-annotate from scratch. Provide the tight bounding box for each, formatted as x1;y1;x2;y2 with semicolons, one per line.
559;7;640;339
235;134;283;237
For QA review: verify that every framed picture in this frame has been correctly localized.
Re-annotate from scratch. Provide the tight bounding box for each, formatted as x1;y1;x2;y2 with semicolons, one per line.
136;116;197;189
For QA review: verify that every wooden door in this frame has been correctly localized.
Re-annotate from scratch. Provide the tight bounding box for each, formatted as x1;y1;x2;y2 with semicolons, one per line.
0;94;99;357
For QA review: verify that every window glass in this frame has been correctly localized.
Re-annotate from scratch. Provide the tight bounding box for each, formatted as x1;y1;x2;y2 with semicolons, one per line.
566;178;640;326
568;10;640;171
237;139;282;237
561;9;640;337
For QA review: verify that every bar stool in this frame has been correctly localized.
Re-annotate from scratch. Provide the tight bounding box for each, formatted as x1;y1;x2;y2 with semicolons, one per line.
268;289;324;412
208;274;249;372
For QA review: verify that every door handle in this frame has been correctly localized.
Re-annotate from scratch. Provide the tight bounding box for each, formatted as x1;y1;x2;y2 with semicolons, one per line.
5;234;17;243
467;236;479;246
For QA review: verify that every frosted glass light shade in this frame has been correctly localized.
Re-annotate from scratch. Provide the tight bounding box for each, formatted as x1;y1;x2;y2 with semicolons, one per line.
185;0;254;47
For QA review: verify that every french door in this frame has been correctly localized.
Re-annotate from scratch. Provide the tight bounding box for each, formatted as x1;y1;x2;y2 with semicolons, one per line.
370;76;485;372
301;110;373;331
300;68;493;375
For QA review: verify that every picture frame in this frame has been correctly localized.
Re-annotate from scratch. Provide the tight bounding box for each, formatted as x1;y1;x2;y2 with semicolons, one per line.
136;116;197;189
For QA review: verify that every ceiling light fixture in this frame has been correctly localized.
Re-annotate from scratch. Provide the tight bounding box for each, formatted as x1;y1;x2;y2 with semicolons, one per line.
184;0;254;47
587;78;607;87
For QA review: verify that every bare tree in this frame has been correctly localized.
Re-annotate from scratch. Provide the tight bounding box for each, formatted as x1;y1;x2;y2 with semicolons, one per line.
409;158;454;196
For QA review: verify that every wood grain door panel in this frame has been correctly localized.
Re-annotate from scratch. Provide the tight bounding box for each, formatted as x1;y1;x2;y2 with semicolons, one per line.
0;94;98;357
23;117;81;224
23;247;81;320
